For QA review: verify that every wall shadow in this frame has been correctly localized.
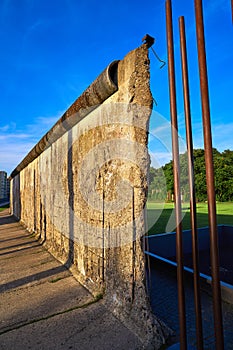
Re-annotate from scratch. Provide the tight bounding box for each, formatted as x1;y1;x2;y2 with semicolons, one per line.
1;133;76;295
0;264;67;293
66;129;74;268
12;175;21;220
0;213;68;293
39;198;47;244
33;169;36;232
0;215;18;226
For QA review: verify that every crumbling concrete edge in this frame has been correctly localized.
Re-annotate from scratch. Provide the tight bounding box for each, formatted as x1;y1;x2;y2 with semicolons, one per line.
10;43;173;349
10;60;119;179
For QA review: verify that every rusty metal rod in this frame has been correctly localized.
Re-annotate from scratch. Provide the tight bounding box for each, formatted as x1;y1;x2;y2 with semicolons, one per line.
232;0;233;23
179;16;204;350
166;1;187;349
194;0;224;349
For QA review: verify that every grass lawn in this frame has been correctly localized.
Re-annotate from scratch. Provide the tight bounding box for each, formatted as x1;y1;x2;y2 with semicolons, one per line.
147;201;233;235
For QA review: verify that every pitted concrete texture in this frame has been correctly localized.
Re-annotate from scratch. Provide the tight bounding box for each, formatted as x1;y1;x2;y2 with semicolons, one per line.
10;44;170;348
0;302;142;350
0;210;143;349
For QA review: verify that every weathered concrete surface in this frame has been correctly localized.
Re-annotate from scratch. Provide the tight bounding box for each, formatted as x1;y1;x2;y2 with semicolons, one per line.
0;210;143;349
10;44;170;348
0;303;143;350
10;61;119;178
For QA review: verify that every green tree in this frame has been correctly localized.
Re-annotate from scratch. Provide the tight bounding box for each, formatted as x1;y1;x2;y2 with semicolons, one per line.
193;149;206;202
148;167;167;201
149;148;233;202
214;150;233;201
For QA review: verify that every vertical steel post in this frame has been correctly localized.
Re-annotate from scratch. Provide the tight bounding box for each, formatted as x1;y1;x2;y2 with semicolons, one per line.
231;0;233;22
179;16;204;350
166;1;187;349
194;0;224;349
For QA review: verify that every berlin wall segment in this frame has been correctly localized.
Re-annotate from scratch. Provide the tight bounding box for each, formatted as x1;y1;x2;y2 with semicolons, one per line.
10;44;170;349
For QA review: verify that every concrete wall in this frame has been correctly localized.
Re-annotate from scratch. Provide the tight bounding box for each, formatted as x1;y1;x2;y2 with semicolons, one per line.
10;44;169;348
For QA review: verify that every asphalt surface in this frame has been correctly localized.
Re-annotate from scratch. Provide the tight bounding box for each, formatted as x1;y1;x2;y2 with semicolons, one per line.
148;259;233;349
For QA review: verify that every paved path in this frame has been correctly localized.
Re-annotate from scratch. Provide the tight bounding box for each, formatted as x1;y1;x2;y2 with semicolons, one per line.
0;210;142;350
2;208;232;349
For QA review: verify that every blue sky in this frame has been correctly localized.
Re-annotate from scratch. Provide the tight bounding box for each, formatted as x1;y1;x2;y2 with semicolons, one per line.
0;0;232;175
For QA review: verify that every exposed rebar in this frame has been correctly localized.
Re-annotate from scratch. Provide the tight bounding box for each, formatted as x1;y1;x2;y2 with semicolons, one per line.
151;47;166;69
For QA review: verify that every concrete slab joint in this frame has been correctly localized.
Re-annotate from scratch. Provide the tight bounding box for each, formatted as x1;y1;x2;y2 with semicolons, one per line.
10;44;170;349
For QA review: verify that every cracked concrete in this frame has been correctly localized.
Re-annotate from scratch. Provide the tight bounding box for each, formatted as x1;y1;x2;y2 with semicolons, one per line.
9;44;170;348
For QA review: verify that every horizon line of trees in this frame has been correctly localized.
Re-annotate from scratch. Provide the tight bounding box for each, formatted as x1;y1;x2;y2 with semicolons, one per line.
149;148;233;202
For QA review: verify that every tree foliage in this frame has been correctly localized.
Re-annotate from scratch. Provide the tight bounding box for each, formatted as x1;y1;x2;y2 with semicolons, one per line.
148;149;233;202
